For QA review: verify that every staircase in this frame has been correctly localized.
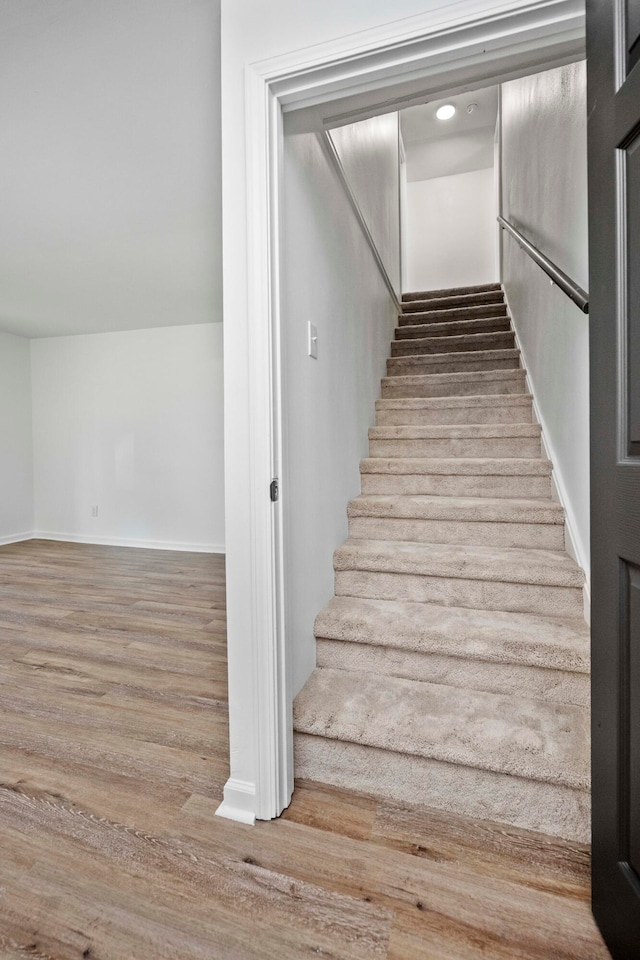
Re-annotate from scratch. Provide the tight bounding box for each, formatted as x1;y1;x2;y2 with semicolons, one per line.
293;282;590;843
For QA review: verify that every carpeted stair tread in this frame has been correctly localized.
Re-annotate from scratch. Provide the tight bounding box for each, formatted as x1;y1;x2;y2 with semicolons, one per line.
368;424;541;459
358;457;553;499
400;300;507;320
391;330;515;356
403;283;502;301
348;494;563;524
294;735;589;841
314;596;589;673
387;349;520;377
376;394;533;411
369;423;540;441
381;368;527;399
293;667;589;789
395;316;511;339
399;291;506;312
375;394;533;425
400;302;508;320
334;539;584;588
360;456;552;476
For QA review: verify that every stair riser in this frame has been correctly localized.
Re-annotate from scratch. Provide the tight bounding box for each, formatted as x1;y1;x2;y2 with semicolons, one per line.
335;570;584;617
401;291;505;310
359;473;553;499
315;639;588;706
395;318;511;340
316;598;590;673
381;375;526;399
403;283;502;301
375;404;533;426
368;438;542;458
387;355;520;377
400;304;508;321
347;516;565;550
391;334;515;357
294;735;589;842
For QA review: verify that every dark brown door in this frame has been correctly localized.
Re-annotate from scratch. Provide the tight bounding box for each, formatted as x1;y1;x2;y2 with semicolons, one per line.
588;0;640;955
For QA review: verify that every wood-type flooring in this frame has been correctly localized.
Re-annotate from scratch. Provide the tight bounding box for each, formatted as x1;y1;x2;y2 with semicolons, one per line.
0;539;610;959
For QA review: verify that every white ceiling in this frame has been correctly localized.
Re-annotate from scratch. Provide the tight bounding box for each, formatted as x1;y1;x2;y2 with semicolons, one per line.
400;85;499;181
0;0;222;339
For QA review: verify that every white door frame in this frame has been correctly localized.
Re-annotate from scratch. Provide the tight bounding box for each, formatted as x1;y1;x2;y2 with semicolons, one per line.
218;0;586;824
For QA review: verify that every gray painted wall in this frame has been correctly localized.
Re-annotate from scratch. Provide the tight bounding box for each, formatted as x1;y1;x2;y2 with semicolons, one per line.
283;129;398;694
501;61;589;577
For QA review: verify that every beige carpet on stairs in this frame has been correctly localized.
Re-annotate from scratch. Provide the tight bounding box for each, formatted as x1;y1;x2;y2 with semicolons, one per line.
293;282;590;843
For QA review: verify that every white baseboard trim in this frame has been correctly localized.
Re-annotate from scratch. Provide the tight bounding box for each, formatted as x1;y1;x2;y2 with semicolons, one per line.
30;531;225;554
0;532;35;546
215;778;257;826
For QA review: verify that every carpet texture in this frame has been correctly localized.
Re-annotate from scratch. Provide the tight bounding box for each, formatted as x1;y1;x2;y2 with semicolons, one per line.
293;282;590;842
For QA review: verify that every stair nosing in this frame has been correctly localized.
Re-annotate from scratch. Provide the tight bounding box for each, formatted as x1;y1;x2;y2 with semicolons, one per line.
369;423;541;439
314;596;589;674
376;394;533;409
348;493;564;521
402;283;502;300
334;538;584;589
359;457;553;475
293;667;589;790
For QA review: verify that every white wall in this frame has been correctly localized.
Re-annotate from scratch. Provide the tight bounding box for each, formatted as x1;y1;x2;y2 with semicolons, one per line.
0;0;221;339
31;324;225;552
406;167;496;291
0;332;34;542
406;128;495;181
330;113;401;293
283;130;398;695
501;61;589;577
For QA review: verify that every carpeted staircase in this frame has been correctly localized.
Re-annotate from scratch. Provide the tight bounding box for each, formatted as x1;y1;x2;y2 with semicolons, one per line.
293;282;590;843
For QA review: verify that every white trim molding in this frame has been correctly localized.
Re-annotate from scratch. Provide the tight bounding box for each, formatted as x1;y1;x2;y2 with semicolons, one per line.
216;779;258;826
222;0;587;825
31;532;225;554
0;532;225;554
0;532;34;547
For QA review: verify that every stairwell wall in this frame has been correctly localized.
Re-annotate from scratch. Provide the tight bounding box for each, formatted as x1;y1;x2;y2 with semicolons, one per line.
500;60;590;580
283;127;399;695
329;113;402;295
0;331;34;543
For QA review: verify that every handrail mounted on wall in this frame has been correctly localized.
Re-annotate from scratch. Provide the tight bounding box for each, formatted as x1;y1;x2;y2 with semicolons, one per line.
498;216;589;314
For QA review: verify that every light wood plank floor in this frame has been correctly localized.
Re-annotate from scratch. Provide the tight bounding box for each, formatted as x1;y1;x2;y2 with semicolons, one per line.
0;540;610;959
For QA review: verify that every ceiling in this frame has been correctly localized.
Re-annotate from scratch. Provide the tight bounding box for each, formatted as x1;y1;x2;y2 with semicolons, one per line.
0;0;222;339
400;85;499;181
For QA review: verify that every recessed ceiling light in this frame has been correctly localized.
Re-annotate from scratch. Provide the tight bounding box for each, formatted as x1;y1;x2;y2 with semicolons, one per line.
436;104;456;120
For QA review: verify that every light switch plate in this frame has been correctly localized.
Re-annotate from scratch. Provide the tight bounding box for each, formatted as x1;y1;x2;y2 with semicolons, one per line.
308;322;318;359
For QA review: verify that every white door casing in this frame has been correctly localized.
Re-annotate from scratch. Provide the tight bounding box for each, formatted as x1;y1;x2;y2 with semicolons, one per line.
217;0;586;825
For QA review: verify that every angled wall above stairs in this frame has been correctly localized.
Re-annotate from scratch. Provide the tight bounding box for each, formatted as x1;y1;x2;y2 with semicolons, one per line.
282;124;399;695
